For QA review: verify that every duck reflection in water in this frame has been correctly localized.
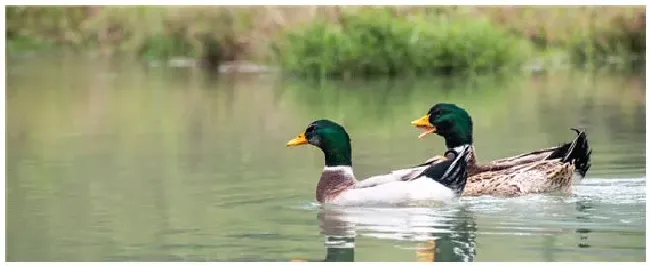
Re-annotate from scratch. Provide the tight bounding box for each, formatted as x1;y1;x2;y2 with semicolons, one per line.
292;205;477;262
575;200;593;249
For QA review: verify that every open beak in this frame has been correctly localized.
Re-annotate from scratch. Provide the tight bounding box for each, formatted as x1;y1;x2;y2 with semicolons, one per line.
411;114;436;139
287;132;308;147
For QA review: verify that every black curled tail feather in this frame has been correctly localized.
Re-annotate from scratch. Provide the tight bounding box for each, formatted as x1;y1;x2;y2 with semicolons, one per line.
546;128;592;178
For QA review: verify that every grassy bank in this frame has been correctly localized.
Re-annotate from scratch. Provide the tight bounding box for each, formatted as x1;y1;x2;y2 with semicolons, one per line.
6;6;646;75
273;8;532;77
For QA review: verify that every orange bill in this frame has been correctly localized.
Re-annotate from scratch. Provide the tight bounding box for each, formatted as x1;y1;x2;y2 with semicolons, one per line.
411;114;436;139
287;132;308;147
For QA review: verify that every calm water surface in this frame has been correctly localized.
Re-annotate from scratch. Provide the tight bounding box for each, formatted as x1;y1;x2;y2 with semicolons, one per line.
6;56;646;261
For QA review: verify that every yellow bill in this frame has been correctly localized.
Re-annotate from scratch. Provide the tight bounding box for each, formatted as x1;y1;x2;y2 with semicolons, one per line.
287;132;308;147
411;114;436;139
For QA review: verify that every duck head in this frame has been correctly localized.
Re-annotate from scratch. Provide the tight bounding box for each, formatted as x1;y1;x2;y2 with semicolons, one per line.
287;120;353;167
411;103;474;149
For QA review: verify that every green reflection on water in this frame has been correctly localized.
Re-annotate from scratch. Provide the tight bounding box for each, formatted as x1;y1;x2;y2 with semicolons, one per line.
6;57;645;261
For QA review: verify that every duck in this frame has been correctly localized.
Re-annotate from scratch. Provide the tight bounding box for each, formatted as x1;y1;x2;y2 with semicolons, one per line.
408;103;593;197
286;119;472;206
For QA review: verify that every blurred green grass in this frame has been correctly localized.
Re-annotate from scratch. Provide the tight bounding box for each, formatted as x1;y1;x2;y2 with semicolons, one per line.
6;6;645;74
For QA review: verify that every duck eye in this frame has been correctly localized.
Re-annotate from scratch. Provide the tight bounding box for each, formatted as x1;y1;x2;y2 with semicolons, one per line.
306;125;316;134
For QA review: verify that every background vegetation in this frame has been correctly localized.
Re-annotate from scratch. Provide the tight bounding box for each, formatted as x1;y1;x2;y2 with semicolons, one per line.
273;8;532;77
6;6;646;75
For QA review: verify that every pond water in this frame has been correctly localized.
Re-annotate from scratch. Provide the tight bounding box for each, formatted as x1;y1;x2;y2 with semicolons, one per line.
6;56;646;261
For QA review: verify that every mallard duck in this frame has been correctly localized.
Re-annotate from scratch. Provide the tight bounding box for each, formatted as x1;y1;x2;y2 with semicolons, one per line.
409;103;593;197
286;119;472;206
